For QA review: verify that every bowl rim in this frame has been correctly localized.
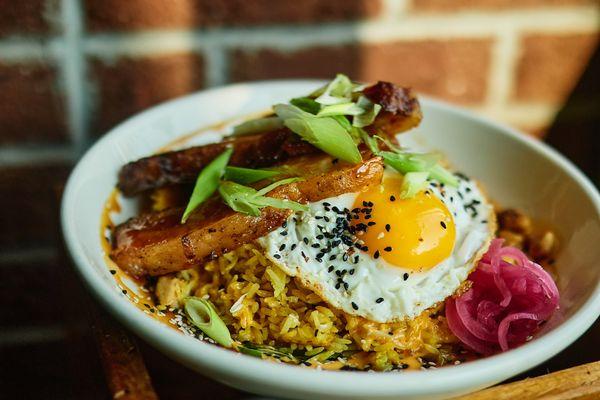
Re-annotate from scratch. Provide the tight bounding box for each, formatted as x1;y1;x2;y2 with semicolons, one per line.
61;80;600;397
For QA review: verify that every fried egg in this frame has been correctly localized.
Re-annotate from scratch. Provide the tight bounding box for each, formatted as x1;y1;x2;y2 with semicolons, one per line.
258;169;495;322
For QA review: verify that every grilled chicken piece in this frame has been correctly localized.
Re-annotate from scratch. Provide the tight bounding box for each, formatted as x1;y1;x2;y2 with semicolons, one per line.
111;156;384;277
117;81;421;196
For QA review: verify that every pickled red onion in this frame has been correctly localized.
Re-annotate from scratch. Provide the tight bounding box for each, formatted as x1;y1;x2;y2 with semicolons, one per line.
446;239;559;354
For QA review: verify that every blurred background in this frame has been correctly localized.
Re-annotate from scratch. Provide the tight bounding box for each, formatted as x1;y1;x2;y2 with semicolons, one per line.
1;1;598;399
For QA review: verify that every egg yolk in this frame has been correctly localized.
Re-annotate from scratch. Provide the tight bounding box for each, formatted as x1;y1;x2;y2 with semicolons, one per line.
352;177;455;271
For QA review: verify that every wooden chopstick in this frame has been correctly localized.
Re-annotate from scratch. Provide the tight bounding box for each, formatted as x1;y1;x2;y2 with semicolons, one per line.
452;361;600;399
90;303;159;400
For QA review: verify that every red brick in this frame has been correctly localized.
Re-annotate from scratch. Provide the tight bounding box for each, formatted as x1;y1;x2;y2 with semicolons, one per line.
0;163;71;250
84;0;381;31
90;53;205;135
412;0;596;12
232;39;493;104
515;33;599;103
0;61;68;144
0;0;58;36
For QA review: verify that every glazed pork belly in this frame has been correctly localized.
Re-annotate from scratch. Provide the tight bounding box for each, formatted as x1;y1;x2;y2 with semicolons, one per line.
112;155;384;277
117;82;421;197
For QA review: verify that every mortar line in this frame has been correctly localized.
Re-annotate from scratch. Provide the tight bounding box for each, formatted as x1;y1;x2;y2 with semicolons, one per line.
60;0;88;155
486;27;520;109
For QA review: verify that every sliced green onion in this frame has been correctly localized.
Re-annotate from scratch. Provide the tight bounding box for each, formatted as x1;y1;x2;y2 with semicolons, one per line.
352;96;382;128
312;74;354;105
239;342;297;361
181;148;232;223
218;179;308;217
358;128;380;154
290;97;321;114
400;171;429;199
381;151;458;187
255;177;303;196
428;164;459;187
232;116;284;136
374;135;402;153
224;166;282;184
316;102;364;117
183;297;233;347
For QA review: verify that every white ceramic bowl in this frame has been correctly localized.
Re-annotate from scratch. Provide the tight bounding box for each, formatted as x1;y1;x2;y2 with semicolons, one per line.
62;80;600;400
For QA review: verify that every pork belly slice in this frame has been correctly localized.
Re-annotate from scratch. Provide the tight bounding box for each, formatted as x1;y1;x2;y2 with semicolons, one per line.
118;128;316;196
111;156;385;277
117;81;421;197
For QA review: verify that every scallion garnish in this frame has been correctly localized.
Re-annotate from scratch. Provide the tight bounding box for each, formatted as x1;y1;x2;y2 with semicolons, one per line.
290;97;320;114
218;178;308;217
183;297;233;347
232;116;284;136
274;104;362;164
223;166;283;184
181;148;233;223
312;73;355;105
400;171;429;199
239;342;297;361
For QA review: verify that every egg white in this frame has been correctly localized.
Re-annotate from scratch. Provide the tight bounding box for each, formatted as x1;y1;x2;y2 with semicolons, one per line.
257;172;495;323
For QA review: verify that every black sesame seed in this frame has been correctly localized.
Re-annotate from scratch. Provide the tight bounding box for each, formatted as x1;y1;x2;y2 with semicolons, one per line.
323;216;330;222
440;221;447;229
303;237;309;244
110;270;117;275
311;243;320;248
466;187;471;193
354;255;360;264
403;273;409;281
349;269;355;275
376;297;384;304
362;246;369;252
481;220;488;223
329;255;336;261
342;253;349;262
279;244;286;251
328;265;334;272
374;250;380;259
335;270;342;277
282;221;287;228
273;254;281;259
291;244;297;251
344;282;349;290
316;234;324;240
390;195;396;201
351;302;359;310
385;224;391;232
280;231;288;236
367;221;376;226
362;201;369;207
335;282;341;289
384;246;392;252
122;290;127;294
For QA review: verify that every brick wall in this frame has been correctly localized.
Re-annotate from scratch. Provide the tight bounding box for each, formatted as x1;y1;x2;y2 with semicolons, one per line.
0;0;598;362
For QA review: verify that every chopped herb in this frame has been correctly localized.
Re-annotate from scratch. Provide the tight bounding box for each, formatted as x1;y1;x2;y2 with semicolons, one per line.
232;116;284;136
184;297;233;347
182;148;232;223
223;166;283;184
